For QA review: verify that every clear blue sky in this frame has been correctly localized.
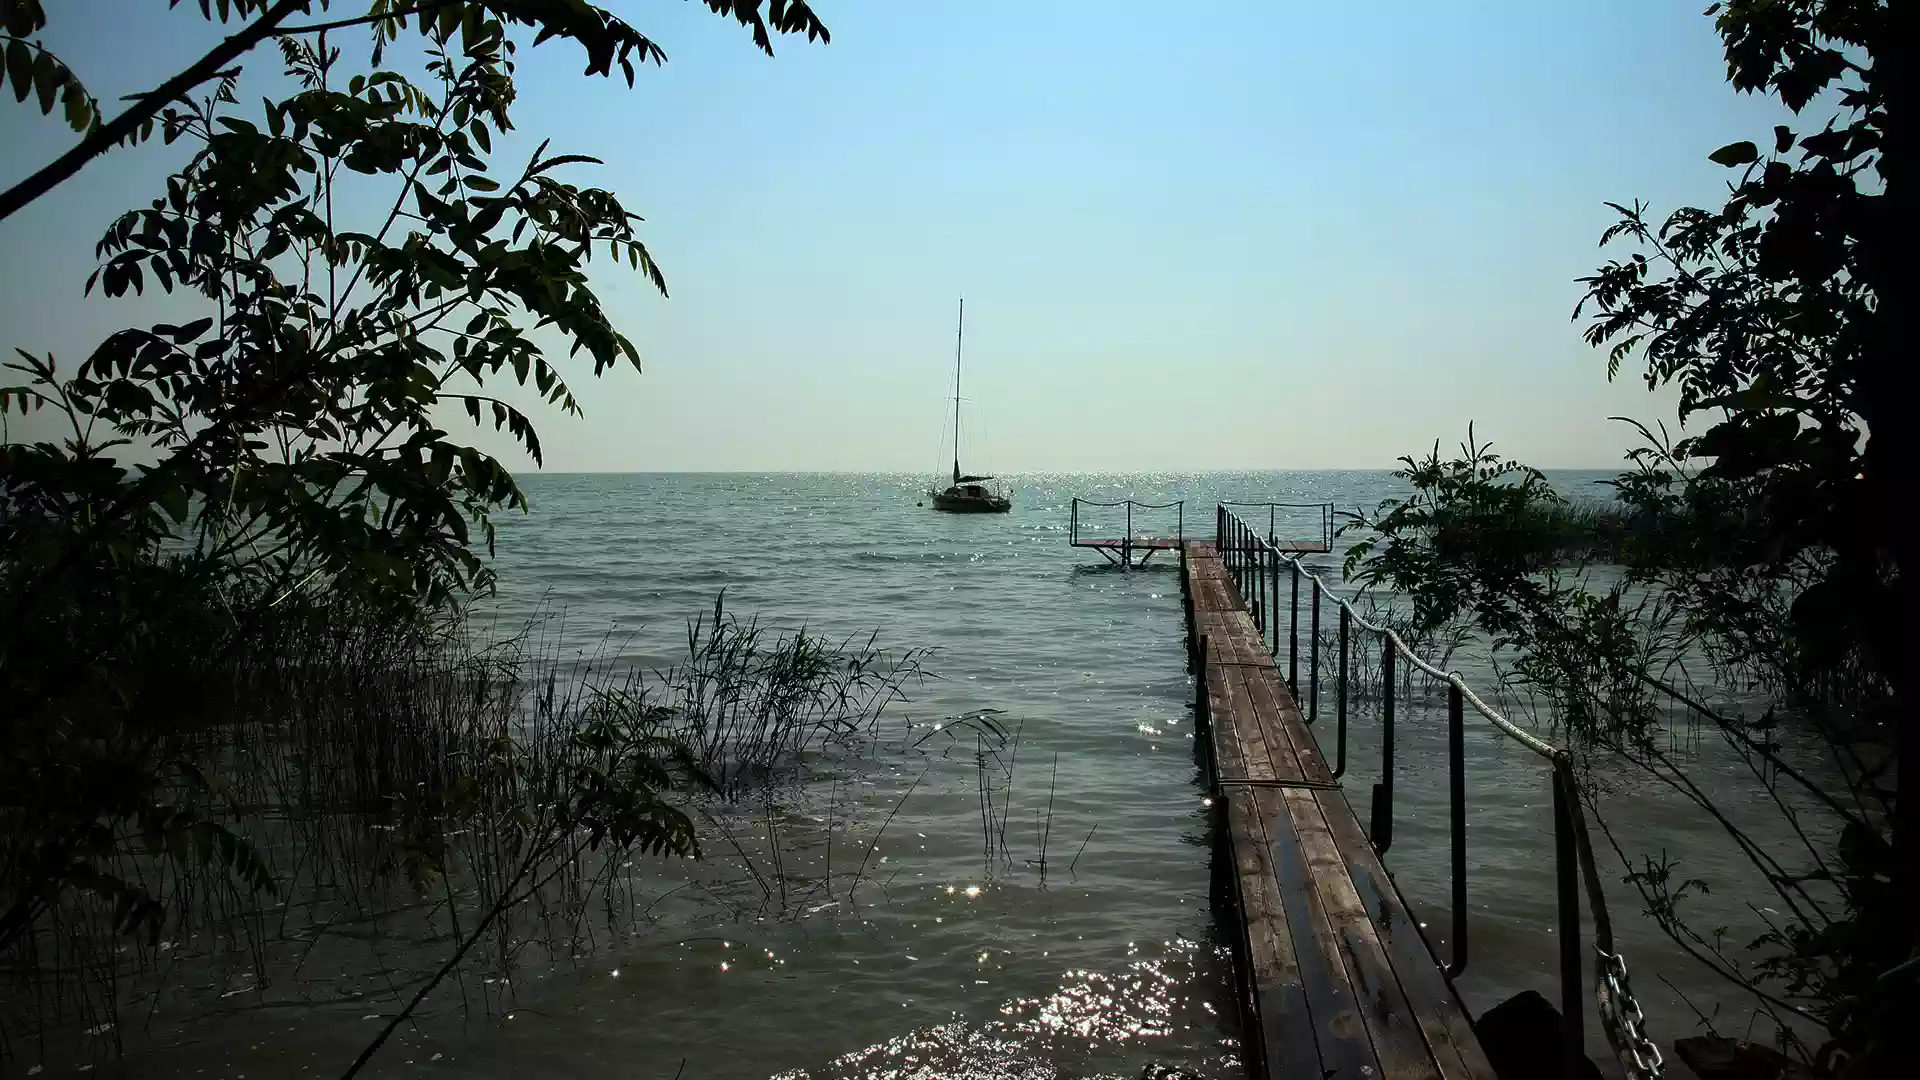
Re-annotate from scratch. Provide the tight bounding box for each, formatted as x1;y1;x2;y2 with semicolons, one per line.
0;1;1789;472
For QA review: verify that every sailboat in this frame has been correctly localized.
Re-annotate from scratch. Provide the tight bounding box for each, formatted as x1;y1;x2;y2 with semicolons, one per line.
929;298;1011;514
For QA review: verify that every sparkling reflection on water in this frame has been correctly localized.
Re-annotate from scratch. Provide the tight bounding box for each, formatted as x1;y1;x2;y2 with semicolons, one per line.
775;940;1238;1080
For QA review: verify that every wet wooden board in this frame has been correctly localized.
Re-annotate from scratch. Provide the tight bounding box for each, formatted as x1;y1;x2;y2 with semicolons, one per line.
1196;610;1274;668
1181;540;1498;1080
1192;572;1242;617
1207;663;1305;785
1072;537;1183;549
1241;664;1333;785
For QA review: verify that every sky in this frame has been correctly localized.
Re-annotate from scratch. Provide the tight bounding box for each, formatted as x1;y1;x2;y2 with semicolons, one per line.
0;1;1795;473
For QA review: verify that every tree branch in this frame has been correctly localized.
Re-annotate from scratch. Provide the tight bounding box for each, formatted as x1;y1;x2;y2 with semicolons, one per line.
279;2;454;36
0;0;309;225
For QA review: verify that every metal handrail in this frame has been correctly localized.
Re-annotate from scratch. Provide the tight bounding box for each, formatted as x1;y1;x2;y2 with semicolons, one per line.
1217;500;1335;553
1213;505;1663;1080
1073;497;1186;508
1070;498;1185;552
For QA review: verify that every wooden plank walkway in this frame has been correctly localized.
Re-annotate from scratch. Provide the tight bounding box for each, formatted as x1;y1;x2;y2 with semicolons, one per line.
1183;541;1496;1080
1072;537;1182;567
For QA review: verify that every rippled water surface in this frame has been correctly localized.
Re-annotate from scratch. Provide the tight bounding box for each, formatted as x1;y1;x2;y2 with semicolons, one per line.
88;471;1818;1080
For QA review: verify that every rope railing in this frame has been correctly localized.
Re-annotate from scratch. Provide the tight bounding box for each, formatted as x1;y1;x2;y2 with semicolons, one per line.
1213;504;1664;1080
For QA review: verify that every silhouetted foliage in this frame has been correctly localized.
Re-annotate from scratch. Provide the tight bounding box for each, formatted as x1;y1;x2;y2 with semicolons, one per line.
1;2;831;1069
1350;2;1909;1075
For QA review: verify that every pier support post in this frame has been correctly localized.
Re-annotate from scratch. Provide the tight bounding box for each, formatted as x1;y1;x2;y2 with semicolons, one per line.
1446;683;1468;977
1371;644;1395;853
1288;560;1300;693
1554;766;1584;1077
1335;605;1349;778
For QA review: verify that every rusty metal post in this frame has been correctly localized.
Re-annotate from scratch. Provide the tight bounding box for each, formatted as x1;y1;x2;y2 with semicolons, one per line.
1554;764;1584;1076
1334;604;1349;778
1446;682;1468;977
1308;578;1321;723
1371;643;1395;853
1288;559;1300;694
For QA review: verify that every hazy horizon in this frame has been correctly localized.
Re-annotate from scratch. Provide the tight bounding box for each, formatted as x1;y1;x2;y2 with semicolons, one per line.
0;1;1787;474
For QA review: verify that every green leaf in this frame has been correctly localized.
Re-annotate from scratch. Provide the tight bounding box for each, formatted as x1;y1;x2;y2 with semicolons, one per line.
170;316;213;343
6;39;31;102
1708;140;1758;167
61;80;91;131
32;46;57;113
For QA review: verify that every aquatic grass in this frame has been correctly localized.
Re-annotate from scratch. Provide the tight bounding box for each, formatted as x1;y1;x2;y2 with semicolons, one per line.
0;592;930;1072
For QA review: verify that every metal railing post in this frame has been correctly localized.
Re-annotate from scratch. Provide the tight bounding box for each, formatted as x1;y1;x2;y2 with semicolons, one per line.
1446;682;1468;977
1195;634;1210;724
1234;517;1242;591
1288;559;1300;693
1245;521;1253;601
1227;515;1237;589
1371;643;1395;852
1554;764;1584;1077
1335;605;1349;778
1251;541;1267;626
1308;579;1321;723
1248;541;1258;634
1269;546;1280;656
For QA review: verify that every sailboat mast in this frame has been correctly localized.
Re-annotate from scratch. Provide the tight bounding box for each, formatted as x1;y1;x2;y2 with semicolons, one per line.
952;297;963;486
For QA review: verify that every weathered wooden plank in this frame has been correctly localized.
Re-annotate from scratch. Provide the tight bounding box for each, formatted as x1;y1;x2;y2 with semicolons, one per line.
1221;665;1284;783
1195;612;1239;663
1266;786;1383;1080
1195;575;1240;615
1282;786;1446;1080
1205;664;1256;783
1242;665;1333;785
1074;537;1183;548
1225;789;1322;1079
1313;787;1497;1080
1196;610;1270;667
1238;666;1312;785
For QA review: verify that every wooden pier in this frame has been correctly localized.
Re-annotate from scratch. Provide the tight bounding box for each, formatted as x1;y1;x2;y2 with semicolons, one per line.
1182;538;1498;1080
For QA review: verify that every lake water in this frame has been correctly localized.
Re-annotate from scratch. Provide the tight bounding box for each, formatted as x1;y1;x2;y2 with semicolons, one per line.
91;471;1828;1080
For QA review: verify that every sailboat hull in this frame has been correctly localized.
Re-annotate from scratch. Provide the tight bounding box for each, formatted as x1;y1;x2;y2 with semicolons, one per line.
930;488;1011;513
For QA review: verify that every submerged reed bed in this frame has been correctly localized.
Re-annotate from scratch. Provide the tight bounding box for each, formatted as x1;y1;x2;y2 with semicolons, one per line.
0;592;928;1071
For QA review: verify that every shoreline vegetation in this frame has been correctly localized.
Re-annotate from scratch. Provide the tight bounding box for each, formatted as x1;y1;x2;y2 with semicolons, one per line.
1;587;931;1070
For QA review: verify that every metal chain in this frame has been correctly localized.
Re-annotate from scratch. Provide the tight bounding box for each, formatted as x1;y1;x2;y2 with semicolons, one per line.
1596;946;1664;1079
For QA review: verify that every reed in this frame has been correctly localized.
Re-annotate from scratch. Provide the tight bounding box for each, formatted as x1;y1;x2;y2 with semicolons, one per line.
0;589;926;1070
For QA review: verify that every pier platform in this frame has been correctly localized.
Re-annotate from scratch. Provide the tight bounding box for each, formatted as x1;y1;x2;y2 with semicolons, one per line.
1182;539;1497;1080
